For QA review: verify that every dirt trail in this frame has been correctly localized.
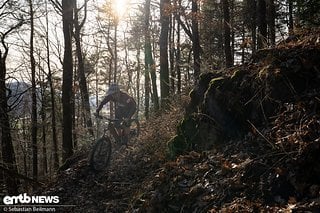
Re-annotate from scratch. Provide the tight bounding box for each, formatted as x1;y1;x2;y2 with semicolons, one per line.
42;105;184;212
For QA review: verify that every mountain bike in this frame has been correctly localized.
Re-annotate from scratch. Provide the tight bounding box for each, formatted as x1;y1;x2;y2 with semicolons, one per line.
89;115;140;172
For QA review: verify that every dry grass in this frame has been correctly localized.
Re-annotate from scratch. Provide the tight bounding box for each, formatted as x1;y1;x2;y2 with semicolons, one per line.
133;94;189;162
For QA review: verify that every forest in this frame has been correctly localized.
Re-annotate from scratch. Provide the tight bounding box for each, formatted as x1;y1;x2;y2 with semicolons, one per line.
1;0;320;212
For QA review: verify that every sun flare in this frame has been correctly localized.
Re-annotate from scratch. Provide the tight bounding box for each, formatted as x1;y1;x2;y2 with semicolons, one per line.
112;0;129;20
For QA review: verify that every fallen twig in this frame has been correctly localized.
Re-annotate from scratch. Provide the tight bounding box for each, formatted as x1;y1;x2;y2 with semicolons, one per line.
247;120;276;149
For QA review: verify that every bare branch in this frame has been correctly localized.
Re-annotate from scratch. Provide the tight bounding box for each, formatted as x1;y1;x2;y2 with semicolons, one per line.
1;19;24;58
175;14;192;40
49;0;62;15
79;0;88;29
0;0;10;11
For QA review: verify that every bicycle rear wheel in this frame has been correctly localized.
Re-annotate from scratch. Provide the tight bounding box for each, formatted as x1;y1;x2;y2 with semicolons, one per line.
89;136;112;172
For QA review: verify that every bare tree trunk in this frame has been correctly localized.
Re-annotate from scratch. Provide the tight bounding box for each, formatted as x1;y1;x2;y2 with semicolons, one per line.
147;3;159;112
223;0;233;68
144;65;150;119
176;0;181;94
257;0;267;49
247;0;257;53
288;0;294;34
192;0;201;80
144;0;151;118
45;0;59;170
160;0;170;108
0;19;22;195
40;97;48;176
169;15;175;93
72;65;77;148
241;21;246;64
267;0;276;46
0;62;19;195
174;0;200;80
21;118;28;177
29;0;38;183
62;0;74;161
135;45;141;117
149;63;159;111
114;23;118;82
124;38;132;90
73;0;94;137
144;0;159;116
230;0;235;64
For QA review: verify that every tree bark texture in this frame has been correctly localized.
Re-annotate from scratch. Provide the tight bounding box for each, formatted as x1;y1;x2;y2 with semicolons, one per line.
29;0;38;182
192;0;201;80
257;0;267;49
62;0;74;162
73;0;94;137
223;0;233;68
160;0;170;108
0;20;22;195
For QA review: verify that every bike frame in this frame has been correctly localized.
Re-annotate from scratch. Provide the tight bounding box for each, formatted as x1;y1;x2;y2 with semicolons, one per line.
89;115;139;172
96;115;139;144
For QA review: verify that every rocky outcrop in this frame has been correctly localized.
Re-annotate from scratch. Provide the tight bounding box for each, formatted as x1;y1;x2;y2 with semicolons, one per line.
168;31;320;157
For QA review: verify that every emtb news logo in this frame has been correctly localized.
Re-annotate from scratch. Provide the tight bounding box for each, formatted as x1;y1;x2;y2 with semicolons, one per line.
2;193;59;205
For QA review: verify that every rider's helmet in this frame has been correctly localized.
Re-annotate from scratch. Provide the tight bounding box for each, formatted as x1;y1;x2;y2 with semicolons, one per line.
106;83;120;96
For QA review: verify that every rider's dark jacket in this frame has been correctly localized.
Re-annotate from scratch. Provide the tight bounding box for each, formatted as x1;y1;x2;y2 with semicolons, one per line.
97;91;136;120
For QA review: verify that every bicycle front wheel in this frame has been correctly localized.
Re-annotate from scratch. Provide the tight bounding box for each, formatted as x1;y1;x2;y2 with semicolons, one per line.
89;136;112;172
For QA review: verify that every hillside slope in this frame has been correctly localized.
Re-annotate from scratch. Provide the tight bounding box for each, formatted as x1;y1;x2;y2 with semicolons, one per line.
41;102;185;212
143;28;320;212
43;29;320;212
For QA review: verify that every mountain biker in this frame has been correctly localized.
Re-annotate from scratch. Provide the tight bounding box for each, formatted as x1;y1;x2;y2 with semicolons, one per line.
95;83;137;144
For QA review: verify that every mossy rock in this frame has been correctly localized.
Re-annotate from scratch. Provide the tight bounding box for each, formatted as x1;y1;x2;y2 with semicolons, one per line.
167;135;188;158
208;76;225;89
167;116;200;158
187;72;223;114
178;115;199;143
168;114;221;158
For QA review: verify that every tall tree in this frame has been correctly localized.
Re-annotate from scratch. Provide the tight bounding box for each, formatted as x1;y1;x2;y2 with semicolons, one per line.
28;0;38;182
257;0;267;49
144;0;151;118
223;0;233;67
267;0;276;46
0;1;23;194
191;0;201;80
148;1;159;112
135;43;141;117
247;0;257;53
176;12;181;94
174;0;201;80
114;18;118;82
73;0;94;137
46;0;59;170
173;0;182;94
62;0;74;161
288;0;294;34
144;0;159;116
169;15;175;93
160;0;170;108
